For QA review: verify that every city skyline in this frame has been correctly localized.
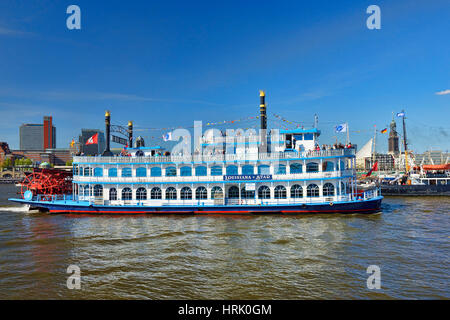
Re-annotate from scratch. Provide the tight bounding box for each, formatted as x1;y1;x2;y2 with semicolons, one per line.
0;0;449;153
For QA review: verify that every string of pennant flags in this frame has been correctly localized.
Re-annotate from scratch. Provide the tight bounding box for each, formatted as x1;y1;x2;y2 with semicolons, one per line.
69;110;398;147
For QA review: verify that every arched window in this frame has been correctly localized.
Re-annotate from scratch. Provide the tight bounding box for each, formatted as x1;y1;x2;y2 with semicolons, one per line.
242;165;254;175
122;187;132;200
258;186;271;199
274;185;287;199
84;167;92;176
93;185;103;197
136;187;147;200
226;165;238;175
150;167;162;177
151;187;162;199
195;166;207;176
210;166;222;176
83;185;90;196
166;187;177;200
306;162;319;173
108;168;117;177
180;187;192;200
258;165;270;175
109;188;117;200
323;161;334;172
323;183;335;196
275;164;286;175
290;163;303;174
211;186;223;199
228;186;240;199
307;184;320;197
290;184;303;198
241;186;255;199
166;166;177;176
195;186;207;200
180;166;192;176
94;168;103;177
136;167;147;177
122;167;132;177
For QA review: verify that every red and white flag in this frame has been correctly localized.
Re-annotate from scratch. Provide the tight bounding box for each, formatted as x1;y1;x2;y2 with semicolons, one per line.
366;161;378;177
85;133;98;145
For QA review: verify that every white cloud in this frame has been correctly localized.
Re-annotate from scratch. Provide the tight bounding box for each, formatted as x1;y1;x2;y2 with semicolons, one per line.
0;26;30;36
435;89;450;95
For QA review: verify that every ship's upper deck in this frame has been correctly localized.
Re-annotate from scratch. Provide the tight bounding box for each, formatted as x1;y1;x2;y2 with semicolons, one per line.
73;149;355;165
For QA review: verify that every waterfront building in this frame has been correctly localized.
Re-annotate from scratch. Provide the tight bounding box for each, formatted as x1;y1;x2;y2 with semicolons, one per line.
19;116;56;150
12;149;72;166
78;129;105;156
0;142;12;162
363;153;395;172
414;150;449;166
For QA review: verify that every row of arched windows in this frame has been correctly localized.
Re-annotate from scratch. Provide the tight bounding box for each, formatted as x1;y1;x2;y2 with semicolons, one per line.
104;186;224;201
80;183;345;201
75;161;347;178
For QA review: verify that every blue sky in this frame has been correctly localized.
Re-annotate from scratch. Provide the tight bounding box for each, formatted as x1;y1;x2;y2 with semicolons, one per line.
0;0;449;153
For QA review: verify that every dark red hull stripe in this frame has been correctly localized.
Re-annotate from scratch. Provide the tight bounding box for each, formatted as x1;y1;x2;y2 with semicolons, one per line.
49;208;378;214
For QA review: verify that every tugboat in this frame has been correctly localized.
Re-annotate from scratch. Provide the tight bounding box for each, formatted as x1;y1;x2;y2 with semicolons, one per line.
9;91;383;214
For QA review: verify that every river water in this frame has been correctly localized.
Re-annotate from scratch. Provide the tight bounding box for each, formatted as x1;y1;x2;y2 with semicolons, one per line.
0;184;448;299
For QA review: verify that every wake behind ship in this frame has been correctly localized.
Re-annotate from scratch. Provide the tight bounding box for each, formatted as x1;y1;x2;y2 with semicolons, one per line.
9;91;383;215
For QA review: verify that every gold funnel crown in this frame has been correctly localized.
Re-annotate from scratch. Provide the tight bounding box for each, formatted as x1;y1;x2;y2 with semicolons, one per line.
259;90;265;97
128;121;133;126
105;110;110;117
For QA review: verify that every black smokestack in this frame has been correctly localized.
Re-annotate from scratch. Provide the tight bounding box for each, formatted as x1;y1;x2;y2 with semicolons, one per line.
128;121;133;148
260;90;267;130
102;110;113;156
259;90;268;153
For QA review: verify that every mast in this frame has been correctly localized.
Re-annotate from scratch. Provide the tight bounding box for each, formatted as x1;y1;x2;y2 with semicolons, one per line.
402;109;408;152
372;125;377;163
346;122;350;145
401;110;409;172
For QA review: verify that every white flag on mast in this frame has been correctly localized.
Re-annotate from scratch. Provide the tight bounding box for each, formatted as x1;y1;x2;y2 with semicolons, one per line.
335;123;348;133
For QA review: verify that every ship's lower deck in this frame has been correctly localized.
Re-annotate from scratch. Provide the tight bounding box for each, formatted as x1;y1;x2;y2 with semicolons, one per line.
9;196;383;215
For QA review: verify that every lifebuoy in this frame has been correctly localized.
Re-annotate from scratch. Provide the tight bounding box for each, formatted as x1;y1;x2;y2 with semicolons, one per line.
329;202;334;206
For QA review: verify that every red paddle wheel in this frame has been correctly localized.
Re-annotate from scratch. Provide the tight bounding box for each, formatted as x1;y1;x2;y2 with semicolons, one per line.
20;168;72;201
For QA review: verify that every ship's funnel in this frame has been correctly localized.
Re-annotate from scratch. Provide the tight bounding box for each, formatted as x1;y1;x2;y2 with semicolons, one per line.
128;121;133;148
102;110;113;156
259;90;268;153
260;90;267;130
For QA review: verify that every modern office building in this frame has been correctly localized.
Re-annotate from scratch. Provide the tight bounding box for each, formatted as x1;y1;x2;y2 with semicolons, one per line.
78;129;105;156
19;116;56;150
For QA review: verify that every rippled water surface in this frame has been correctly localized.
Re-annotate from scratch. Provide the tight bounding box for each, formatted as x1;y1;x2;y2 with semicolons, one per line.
0;184;448;299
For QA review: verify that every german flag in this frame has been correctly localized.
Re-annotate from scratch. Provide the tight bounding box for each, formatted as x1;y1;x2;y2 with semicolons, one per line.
381;128;387;134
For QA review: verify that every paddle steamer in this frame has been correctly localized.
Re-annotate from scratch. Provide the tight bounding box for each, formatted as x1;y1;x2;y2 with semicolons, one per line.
10;91;382;214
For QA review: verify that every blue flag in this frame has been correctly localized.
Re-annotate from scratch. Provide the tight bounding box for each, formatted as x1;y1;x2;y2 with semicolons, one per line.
396;112;405;117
